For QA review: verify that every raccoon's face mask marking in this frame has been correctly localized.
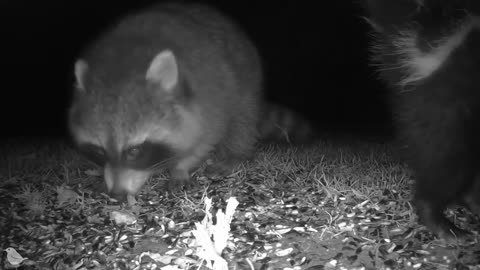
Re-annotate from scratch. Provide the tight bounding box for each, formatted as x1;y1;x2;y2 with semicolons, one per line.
78;141;176;170
120;141;176;170
79;143;107;166
70;49;196;198
78;140;176;197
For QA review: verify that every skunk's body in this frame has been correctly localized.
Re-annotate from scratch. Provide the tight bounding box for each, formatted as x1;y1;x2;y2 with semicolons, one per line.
365;0;480;240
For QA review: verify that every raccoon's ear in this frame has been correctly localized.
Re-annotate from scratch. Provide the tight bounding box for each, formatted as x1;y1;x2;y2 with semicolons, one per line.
74;59;89;92
146;50;178;93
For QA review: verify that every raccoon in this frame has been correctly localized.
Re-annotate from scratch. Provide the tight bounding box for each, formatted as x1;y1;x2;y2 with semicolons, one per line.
257;102;316;145
364;0;480;241
69;3;263;200
69;2;316;201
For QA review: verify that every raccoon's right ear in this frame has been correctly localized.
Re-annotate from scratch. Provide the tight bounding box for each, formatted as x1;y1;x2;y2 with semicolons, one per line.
74;59;89;92
146;50;179;93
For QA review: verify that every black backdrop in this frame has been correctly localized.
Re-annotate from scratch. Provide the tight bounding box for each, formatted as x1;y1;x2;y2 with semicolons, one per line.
0;0;392;140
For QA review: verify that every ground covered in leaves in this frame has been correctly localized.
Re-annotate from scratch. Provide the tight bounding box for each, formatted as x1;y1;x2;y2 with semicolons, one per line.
1;137;480;270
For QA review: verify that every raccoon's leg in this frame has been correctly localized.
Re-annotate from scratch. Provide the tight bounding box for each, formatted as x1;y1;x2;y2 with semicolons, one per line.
167;143;213;192
168;167;196;192
204;143;254;177
204;110;259;177
412;151;474;242
462;175;480;217
400;89;475;242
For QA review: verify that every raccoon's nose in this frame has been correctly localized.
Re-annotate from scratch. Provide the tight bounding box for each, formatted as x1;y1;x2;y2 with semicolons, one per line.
104;164;128;201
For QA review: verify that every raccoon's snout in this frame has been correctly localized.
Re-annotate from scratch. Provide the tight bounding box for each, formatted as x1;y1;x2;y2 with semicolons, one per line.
104;164;151;199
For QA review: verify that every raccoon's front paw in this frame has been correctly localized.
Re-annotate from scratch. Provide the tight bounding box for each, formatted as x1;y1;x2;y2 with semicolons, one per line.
417;201;473;243
204;159;238;178
429;218;472;243
463;181;480;217
167;169;198;192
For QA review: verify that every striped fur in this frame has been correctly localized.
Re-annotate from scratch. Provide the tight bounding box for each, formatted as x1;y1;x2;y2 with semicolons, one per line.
365;0;480;242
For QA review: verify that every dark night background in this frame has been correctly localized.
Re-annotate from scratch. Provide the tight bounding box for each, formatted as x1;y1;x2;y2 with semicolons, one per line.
0;0;393;142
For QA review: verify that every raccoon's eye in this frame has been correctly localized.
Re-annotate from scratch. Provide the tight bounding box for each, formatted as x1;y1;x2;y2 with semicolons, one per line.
125;146;142;161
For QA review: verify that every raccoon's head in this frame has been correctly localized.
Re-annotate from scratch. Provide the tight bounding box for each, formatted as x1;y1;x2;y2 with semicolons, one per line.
69;50;198;200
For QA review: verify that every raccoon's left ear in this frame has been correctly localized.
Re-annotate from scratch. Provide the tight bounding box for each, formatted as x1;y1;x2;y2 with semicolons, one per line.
146;50;179;93
74;59;89;92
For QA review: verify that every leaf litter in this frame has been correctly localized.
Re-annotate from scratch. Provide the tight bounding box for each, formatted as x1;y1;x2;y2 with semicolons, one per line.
0;141;480;269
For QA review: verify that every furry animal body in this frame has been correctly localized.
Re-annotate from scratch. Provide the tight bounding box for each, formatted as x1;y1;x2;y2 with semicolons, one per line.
69;2;314;200
365;0;480;241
